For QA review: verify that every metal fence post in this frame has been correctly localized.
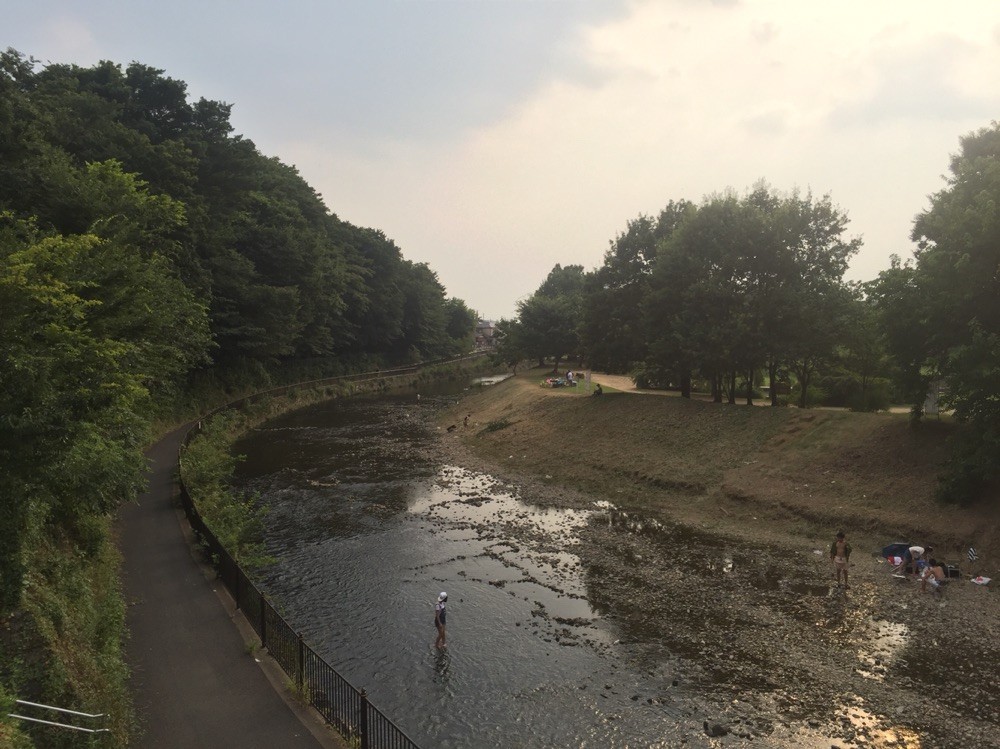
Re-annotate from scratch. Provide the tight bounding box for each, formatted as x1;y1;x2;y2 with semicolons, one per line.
260;597;267;648
360;689;369;749
296;634;304;692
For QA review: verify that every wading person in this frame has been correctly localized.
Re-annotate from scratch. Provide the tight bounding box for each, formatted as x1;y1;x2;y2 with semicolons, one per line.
830;531;852;588
434;592;448;649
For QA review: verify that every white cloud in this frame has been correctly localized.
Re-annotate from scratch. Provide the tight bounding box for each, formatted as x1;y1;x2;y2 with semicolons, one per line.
327;0;1000;316
16;1;999;318
36;15;103;64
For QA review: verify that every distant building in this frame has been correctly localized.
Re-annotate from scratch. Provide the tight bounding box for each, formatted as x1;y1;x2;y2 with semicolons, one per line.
475;319;497;349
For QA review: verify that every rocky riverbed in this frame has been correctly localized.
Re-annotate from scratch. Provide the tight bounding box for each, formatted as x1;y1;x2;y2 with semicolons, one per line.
426;384;1000;749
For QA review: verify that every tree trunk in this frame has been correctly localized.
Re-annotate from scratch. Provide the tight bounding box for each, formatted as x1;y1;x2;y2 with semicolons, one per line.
727;370;736;405
681;371;691;399
798;364;811;408
712;374;722;403
745;368;754;406
768;361;779;407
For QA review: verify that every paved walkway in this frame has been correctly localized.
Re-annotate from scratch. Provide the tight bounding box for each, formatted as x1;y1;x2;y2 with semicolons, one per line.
120;425;336;749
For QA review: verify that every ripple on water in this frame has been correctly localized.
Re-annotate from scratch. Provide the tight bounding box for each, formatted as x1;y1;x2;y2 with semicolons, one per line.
234;390;958;748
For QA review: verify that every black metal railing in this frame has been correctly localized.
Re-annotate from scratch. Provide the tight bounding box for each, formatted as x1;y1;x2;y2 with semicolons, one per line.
176;358;485;748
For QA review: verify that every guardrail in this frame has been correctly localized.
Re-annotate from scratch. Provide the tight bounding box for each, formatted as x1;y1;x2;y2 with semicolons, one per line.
177;356;486;748
179;488;417;748
7;700;109;735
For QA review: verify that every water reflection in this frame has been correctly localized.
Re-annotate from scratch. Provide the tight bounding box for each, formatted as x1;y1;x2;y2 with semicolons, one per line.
432;650;452;685
857;620;909;682
232;388;968;748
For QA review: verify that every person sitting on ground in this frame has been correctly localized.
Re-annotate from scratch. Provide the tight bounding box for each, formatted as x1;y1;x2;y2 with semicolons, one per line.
920;559;947;594
594;383;603;396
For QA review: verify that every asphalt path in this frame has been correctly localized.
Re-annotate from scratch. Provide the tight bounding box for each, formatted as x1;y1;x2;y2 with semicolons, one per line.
119;425;331;749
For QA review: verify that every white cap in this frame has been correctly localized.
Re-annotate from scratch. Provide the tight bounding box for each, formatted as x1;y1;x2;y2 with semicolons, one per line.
438;592;448;601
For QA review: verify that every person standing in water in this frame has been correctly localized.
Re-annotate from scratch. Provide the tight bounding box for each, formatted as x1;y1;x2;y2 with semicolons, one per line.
434;592;448;649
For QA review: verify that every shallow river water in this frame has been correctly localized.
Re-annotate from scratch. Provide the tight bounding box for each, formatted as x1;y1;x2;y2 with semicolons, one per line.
232;383;997;749
235;386;686;747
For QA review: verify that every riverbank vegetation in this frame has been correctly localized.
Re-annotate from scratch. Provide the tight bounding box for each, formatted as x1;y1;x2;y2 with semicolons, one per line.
0;48;477;747
494;122;1000;507
179;357;494;569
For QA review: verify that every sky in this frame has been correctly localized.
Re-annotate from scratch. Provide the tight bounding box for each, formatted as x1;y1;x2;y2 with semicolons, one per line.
7;1;1000;319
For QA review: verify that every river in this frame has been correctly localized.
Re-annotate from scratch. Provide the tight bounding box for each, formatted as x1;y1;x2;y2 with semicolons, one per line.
232;381;994;749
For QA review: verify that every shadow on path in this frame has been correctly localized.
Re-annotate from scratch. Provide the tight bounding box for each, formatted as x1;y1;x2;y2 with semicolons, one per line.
119;425;332;748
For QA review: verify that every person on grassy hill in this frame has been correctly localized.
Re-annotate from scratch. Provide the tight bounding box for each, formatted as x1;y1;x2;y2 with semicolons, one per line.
830;531;852;588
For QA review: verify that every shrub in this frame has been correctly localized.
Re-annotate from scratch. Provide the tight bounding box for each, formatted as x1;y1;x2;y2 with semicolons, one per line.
482;418;513;433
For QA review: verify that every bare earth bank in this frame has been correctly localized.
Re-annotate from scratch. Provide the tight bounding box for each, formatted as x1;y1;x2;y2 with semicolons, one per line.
427;370;1000;749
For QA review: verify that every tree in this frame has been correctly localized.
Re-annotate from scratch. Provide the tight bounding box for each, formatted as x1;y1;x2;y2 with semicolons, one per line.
837;288;891;411
0;50;477;373
866;258;928;416
0;214;208;608
396;261;449;361
442;298;477;355
517;294;579;373
517;265;585;372
643;186;859;405
583;202;693;373
491;318;529;374
770;191;861;407
907;122;1000;502
646;192;767;401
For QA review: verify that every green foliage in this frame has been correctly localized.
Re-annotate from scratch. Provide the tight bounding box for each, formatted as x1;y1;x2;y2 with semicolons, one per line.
640;185;859;405
886;122;1000;502
442;298;478;355
583;203;694;374
1;519;134;748
0;49;472;372
631;364;673;390
0;45;478;749
0;684;33;748
180;415;271;568
515;265;586;372
490;318;529;374
481;418;513;433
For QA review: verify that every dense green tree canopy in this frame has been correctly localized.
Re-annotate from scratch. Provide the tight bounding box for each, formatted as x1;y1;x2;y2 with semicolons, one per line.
582;201;693;373
640;187;859;405
0;48;476;611
0;48;474;373
517;264;585;372
904;122;1000;502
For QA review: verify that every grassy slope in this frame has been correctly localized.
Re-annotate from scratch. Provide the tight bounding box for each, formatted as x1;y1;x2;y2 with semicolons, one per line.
447;369;1000;566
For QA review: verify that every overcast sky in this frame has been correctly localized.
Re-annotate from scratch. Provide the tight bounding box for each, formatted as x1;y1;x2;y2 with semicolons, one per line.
7;1;1000;318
